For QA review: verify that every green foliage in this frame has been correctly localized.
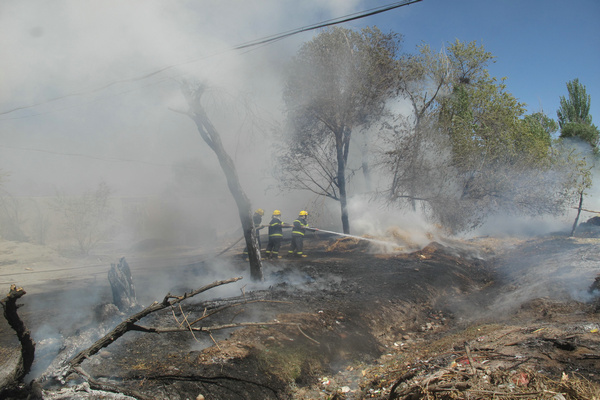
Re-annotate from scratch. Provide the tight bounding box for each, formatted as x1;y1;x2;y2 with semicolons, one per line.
382;39;575;232
557;78;599;150
519;113;556;161
560;122;600;149
438;73;572;230
557;78;593;128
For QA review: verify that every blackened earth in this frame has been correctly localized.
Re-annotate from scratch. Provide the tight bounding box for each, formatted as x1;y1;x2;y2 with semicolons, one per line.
1;233;600;399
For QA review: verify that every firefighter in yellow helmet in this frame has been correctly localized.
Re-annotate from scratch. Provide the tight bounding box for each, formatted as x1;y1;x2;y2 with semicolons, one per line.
243;209;265;258
288;210;309;257
265;210;289;259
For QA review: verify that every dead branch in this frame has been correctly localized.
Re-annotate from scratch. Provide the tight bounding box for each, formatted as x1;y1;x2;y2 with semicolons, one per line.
187;299;291;327
129;321;299;334
464;341;476;374
141;373;278;397
1;284;35;385
467;389;545;397
72;365;153;400
69;276;242;367
297;325;320;345
388;370;417;400
62;277;244;399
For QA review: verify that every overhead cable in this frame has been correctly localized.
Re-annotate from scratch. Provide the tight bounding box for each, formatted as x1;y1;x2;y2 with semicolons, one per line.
0;0;422;118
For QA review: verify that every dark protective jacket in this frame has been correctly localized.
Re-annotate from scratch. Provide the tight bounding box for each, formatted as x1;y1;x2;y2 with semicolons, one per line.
253;213;262;228
268;217;284;237
292;217;308;237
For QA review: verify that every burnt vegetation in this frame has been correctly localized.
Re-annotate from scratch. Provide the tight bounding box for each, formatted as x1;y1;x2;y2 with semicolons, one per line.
2;232;600;399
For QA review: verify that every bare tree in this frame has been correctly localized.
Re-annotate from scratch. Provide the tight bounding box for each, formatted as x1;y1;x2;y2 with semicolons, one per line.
177;82;263;281
280;27;401;234
0;189;28;242
51;181;113;255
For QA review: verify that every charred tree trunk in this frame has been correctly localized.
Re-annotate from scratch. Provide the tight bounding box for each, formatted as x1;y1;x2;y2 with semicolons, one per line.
571;190;584;237
0;285;35;394
108;257;137;311
180;83;263;281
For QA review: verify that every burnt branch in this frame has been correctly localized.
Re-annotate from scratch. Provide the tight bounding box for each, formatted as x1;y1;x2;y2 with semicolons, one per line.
186;299;291;327
0;284;36;385
143;373;278;397
72;366;153;400
130;321;299;334
388;370;417;400
69;276;242;367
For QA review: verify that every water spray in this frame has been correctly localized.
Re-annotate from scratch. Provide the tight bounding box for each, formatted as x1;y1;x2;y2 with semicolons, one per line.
307;228;395;247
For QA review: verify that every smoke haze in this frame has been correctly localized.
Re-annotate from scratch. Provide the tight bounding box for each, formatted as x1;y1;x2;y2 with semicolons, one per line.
2;0;598;251
0;1;374;247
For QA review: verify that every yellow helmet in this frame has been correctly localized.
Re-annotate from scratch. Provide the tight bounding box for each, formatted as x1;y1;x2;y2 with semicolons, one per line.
255;209;264;216
299;210;308;216
273;210;281;216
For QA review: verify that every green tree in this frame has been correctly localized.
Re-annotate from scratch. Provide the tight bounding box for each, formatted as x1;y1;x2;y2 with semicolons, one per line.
381;40;568;232
383;42;465;205
556;78;598;233
557;78;600;148
560;122;600;149
280;26;401;234
566;151;593;236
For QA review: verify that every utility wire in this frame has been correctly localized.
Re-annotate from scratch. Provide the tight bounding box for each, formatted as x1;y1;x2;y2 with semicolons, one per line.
0;0;422;118
0;144;171;167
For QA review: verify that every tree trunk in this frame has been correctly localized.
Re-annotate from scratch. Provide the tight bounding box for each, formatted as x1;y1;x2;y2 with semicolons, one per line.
336;135;350;234
181;84;263;281
360;136;372;192
0;285;35;392
108;257;137;311
571;190;584;237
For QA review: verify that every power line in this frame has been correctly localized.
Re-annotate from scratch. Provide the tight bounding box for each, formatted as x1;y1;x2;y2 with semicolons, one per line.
0;143;171;167
0;0;422;118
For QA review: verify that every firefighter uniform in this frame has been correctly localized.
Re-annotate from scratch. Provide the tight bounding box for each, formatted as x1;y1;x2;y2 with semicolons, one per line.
265;210;285;259
289;211;309;257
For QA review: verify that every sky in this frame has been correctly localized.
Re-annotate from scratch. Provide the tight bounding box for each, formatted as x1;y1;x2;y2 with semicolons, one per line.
0;0;598;238
363;0;600;123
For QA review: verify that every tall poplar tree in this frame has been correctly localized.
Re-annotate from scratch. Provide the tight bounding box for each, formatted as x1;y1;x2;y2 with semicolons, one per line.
557;78;600;149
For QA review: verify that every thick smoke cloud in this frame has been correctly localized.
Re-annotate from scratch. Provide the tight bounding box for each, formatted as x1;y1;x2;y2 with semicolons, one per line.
0;0;366;246
2;0;597;249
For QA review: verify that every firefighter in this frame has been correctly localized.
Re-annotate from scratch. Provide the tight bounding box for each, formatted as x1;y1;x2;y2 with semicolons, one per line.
265;210;287;259
243;208;265;258
288;210;309;257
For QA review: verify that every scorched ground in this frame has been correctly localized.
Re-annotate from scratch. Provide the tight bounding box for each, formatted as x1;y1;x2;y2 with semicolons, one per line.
1;233;599;399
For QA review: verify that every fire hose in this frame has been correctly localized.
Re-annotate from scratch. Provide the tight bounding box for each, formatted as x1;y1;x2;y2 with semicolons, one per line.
218;226;389;258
